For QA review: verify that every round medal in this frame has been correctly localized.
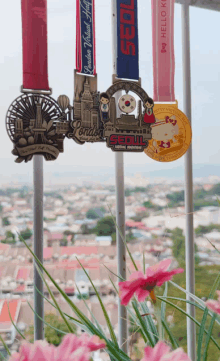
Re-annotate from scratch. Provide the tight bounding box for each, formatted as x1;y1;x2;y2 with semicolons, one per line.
144;103;192;162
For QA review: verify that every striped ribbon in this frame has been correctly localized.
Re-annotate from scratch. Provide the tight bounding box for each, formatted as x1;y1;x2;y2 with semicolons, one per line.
76;0;96;75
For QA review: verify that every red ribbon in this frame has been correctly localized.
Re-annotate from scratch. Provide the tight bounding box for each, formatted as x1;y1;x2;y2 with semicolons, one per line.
21;0;49;90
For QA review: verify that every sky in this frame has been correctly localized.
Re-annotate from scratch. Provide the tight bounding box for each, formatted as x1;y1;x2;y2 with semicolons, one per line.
1;1;220;184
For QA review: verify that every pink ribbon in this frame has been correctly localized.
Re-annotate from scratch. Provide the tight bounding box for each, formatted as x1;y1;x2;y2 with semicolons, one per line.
151;0;175;102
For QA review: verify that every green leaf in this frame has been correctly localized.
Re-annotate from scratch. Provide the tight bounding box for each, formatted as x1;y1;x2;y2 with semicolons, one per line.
0;333;11;357
139;301;158;345
103;264;125;281
108;205;138;272
202;313;217;361
161;318;179;349
161;282;168;340
35;263;75;334
157;296;220;351
76;257;119;349
6;301;25;340
143;252;146;274
19;236;130;361
74;283;103;334
132;299;155;347
27;301;68;336
198;269;220;361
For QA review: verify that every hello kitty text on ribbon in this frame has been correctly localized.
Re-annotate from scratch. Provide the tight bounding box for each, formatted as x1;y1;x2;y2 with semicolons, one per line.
151;0;175;102
117;0;139;80
76;0;96;75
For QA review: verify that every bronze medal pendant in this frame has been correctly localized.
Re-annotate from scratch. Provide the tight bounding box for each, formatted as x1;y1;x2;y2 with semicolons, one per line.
6;92;71;163
67;0;103;145
5;0;68;163
102;76;156;152
66;72;103;144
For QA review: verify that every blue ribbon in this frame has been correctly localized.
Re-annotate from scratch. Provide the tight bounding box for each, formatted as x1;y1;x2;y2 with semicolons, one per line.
117;0;139;80
79;0;95;75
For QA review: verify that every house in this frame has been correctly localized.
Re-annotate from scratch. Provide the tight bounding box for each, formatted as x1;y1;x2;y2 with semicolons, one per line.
0;300;21;349
74;234;97;246
96;236;112;246
74;269;89;297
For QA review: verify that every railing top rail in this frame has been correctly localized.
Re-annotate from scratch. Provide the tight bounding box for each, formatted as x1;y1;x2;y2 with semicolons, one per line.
175;0;220;12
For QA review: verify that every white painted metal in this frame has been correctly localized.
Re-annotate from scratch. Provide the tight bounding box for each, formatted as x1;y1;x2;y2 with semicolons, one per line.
181;2;196;360
33;155;44;340
176;0;220;12
111;0;128;354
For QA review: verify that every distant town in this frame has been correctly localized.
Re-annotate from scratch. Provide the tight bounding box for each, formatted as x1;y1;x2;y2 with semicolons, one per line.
0;175;220;359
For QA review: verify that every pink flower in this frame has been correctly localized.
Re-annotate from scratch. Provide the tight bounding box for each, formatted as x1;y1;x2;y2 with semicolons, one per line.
79;334;106;351
205;291;220;315
9;333;106;361
9;341;55;361
119;259;184;306
141;341;191;361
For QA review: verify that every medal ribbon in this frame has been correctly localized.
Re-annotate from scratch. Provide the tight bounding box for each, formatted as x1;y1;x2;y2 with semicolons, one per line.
151;0;175;102
21;0;50;90
116;0;139;80
76;0;96;75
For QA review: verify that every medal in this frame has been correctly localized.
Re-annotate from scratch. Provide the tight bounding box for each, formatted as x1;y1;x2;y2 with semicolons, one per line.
66;0;103;144
5;0;70;163
144;0;192;162
101;0;156;152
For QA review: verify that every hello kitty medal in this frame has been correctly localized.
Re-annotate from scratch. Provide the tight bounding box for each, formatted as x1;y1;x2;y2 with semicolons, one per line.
145;0;192;162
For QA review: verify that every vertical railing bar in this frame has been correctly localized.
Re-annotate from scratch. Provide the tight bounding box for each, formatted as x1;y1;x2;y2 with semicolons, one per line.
33;154;44;340
111;0;128;353
181;2;196;360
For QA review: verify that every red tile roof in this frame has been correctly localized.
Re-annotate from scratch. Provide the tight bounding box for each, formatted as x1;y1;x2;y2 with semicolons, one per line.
0;300;21;324
16;267;30;281
47;233;63;241
61;246;98;256
43;247;53;260
57;259;100;270
64;287;75;294
14;285;25;293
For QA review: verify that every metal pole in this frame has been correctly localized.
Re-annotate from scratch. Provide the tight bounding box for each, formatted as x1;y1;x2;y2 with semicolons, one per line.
33;155;44;340
111;0;128;353
181;3;196;360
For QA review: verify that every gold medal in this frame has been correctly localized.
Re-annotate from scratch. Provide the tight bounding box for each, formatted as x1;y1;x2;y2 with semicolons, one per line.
144;102;192;162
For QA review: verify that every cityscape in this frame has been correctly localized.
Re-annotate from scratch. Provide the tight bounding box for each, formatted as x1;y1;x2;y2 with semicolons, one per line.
0;174;220;359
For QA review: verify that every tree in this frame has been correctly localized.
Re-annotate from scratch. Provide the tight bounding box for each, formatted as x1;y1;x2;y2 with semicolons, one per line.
143;201;162;211
94;216;116;236
25;313;76;345
60;239;67;247
20;228;32;240
0;204;3;213
167;191;184;207
86;209;100;219
170;228;199;266
2;231;16;244
81;224;91;235
2;217;10;226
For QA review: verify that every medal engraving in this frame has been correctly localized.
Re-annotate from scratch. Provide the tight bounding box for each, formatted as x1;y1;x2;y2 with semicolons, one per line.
67;71;103;144
6;93;70;163
102;76;156;152
144;102;192;162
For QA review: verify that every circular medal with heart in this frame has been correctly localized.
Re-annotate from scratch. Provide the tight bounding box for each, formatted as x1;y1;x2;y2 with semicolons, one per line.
144;103;192;162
